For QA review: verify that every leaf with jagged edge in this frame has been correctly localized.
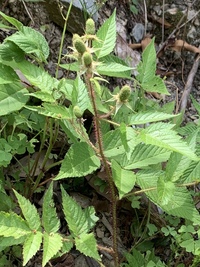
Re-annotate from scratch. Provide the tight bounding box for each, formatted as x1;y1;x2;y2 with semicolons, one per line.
121;143;171;169
0;11;23;31
180;160;200;184
96;62;133;78
157;176;176;206
0;211;31;238
72;76;93;113
42;232;63;267
61;186;98;236
23;231;43;266
165;131;198;182
75;233;100;261
0;63;19;84
6;26;49;61
42;183;60;233
111;159;136;199
139;122;199;161
93;9;116;59
191;95;200;116
55;142;100;180
136;170;200;224
128;111;177;125
0;83;29;116
14;190;41;231
0;236;26;252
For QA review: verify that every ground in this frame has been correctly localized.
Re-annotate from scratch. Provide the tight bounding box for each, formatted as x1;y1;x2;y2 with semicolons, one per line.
1;0;200;266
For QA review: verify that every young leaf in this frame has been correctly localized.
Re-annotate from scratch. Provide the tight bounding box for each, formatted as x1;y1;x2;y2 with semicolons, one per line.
14;190;41;231
139;122;199;160
93;9;116;58
55;142;100;179
96;62;133;78
6;26;49;61
111;159;136;199
157;177;176;205
0;211;31;238
0;11;23;31
61;186;98;236
42;183;60;233
0;83;29;116
42;232;63;267
75;233;100;261
23;231;43;266
121;144;171;169
191;95;200;116
128;111;177;125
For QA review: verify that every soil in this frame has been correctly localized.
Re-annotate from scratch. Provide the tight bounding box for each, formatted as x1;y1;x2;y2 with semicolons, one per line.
1;0;200;266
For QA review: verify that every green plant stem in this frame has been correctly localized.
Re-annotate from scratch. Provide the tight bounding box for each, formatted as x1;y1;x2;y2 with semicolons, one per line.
55;0;74;79
85;72;119;266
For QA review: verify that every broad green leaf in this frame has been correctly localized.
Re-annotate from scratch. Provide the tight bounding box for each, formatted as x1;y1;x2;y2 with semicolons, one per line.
180;160;200;183
0;236;26;252
96;62;133;78
72;76;92;113
59;62;79;72
0;63;19;84
42;183;60;233
157;177;176;205
14;190;41;231
17;60;58;92
61;186;98;236
0;83;29;116
121;144;171;169
119;123;129;153
0;150;12;167
191;95;200;116
111;160;136;199
93;9;116;58
128;111;177;125
42;232;63;267
165;131;198;182
136;38;169;95
75;233;100;261
26;103;71;119
23;231;43;266
0;211;31;238
139;122;199;160
28;92;55;103
0;42;25;64
0;11;23;30
137;170;200;224
6;26;49;61
55;142;100;179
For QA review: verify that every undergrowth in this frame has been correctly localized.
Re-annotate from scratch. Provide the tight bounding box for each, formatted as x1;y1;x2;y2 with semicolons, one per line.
0;5;200;267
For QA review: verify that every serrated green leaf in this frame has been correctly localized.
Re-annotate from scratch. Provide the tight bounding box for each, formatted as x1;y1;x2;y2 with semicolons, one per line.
42;232;63;267
191;95;200;116
96;62;133;78
128;111;177;125
28;91;55;102
6;26;49;61
17;60;58;92
137;170;200;224
93;9;116;58
59;62;79;72
72;76;92;113
42;183;60;233
0;11;23;31
0;236;26;252
0;83;29;116
180;161;200;183
0;211;31;238
0;63;19;84
61;186;98;236
75;233;100;260
157;177;176;205
23;231;43;266
55;142;100;179
121;144;171;169
25;103;71;119
139;122;199;160
14;190;41;231
0;42;25;64
111;160;136;199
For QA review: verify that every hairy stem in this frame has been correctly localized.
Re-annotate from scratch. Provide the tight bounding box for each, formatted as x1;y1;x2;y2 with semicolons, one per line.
85;72;119;266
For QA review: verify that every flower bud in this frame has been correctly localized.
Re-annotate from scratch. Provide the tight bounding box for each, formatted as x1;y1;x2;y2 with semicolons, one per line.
73;38;86;54
73;106;83;118
119;85;131;102
85;18;95;35
82;51;93;67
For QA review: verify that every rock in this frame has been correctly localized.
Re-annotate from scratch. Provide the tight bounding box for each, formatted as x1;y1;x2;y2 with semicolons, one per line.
43;0;98;35
130;23;145;43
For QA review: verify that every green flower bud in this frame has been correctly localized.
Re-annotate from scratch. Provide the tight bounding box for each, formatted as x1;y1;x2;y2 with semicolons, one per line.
82;51;93;67
85;18;95;35
73;106;83;118
119;85;131;102
73;38;86;54
72;33;81;42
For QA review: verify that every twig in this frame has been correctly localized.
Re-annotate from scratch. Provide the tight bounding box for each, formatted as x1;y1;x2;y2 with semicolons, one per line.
21;0;35;25
179;52;200;112
143;0;147;36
